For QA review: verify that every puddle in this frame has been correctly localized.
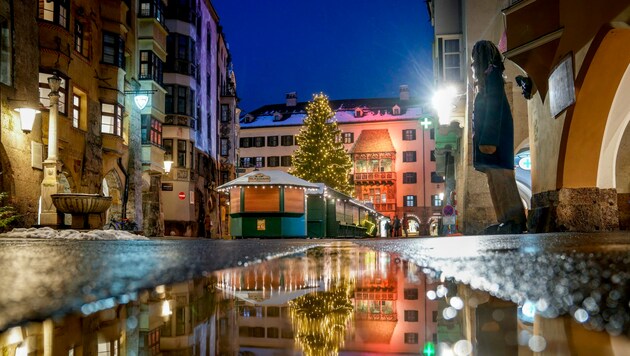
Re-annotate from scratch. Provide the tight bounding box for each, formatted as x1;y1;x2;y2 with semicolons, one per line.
1;243;628;355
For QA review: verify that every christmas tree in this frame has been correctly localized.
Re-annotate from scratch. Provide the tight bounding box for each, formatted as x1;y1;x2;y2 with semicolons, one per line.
290;94;353;195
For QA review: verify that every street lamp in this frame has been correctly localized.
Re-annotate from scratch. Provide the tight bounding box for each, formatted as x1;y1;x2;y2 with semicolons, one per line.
39;73;62;226
164;153;173;173
432;86;457;126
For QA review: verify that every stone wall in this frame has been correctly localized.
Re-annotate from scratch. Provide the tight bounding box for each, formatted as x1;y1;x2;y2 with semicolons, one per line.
530;188;619;232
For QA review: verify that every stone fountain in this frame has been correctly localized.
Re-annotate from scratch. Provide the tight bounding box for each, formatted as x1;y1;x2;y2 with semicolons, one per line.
51;193;112;229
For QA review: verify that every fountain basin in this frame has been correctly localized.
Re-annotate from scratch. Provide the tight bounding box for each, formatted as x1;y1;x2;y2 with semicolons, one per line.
51;194;112;214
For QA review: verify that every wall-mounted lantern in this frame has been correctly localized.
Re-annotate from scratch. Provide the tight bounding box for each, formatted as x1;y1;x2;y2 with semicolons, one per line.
164;154;173;173
14;108;40;132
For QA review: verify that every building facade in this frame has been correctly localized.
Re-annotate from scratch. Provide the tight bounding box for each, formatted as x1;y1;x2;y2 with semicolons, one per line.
428;0;630;233
239;88;444;235
0;0;237;237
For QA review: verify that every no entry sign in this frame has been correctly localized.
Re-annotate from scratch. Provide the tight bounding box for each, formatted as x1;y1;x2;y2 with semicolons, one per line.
178;192;186;200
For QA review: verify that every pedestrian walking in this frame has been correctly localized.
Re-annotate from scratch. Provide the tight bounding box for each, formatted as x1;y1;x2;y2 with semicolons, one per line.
384;219;391;238
402;215;409;237
471;40;527;234
393;215;401;237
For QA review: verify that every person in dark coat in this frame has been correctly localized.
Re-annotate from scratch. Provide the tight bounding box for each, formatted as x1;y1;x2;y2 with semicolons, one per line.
471;40;527;234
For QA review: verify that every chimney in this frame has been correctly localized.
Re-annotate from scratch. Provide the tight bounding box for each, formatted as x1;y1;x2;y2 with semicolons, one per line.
286;92;297;107
399;85;409;101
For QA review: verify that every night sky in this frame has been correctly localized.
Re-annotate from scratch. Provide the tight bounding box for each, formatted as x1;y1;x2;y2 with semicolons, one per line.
212;0;435;113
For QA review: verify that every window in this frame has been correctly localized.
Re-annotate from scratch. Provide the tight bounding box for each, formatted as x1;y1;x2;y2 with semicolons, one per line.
281;329;293;339
163;139;173;160
240;157;253;168
430;128;435;140
39;0;69;28
255;157;265;168
139;0;164;23
431;150;436;162
404;288;418;300
404;310;419;322
267;327;279;339
267;156;280;167
72;93;81;128
439;36;462;82
432;194;443;207
239;137;252;148
403;151;416;162
165;34;196;76
177;140;187;167
74;22;89;58
39;72;67;115
220;138;229;156
402;129;416;141
267;307;280;317
404;333;419;344
431;172;445;183
281;156;292;167
280;135;294;146
0;1;12;85
403;173;417;184
165;85;192;115
342;132;354;144
165;0;196;23
220;104;230;122
404;195;417;207
221;171;229;185
139;51;163;84
267;136;278;147
102;32;125;68
101;103;123;136
141;115;162;146
253;137;265;147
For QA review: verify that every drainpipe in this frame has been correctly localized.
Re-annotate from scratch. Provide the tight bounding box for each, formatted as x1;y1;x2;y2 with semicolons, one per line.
117;157;129;219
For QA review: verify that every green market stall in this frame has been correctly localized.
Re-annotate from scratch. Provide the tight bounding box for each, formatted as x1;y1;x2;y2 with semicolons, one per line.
218;171;318;238
307;183;384;238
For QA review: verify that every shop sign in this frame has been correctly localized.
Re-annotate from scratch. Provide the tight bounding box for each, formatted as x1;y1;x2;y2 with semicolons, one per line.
248;173;271;183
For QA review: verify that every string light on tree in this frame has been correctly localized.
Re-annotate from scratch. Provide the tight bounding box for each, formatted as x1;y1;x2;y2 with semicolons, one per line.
290;93;353;195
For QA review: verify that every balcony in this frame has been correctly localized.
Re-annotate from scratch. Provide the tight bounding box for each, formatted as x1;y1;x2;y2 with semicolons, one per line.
373;203;396;213
165;115;196;129
353;172;396;185
102;134;125;156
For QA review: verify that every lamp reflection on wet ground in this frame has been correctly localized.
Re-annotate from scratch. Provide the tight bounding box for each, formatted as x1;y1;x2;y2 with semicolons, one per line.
1;243;629;355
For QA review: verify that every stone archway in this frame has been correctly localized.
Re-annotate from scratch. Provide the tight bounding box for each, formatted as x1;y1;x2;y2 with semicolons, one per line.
103;170;123;221
559;27;630;188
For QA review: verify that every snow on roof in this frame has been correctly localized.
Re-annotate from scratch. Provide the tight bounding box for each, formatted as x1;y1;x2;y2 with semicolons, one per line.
217;170;319;190
0;227;149;240
240;106;425;128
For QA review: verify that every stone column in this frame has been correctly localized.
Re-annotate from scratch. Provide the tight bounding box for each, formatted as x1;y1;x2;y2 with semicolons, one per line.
39;79;61;227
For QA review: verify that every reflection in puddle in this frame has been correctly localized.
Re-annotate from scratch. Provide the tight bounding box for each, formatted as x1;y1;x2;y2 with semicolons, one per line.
1;243;629;355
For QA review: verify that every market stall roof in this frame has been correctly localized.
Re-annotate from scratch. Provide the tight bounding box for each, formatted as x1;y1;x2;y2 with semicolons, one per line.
218;170;319;192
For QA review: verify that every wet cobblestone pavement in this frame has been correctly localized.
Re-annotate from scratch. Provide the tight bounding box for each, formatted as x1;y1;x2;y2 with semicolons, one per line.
1;231;630;354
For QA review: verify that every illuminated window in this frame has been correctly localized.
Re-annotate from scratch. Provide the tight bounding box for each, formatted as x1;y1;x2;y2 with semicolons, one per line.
101;103;123;136
74;22;89;58
141;115;162;146
139;0;164;23
39;72;67;115
72;93;80;128
404;195;417;207
432;194;443;207
39;0;69;29
438;35;462;82
255;156;265;168
402;129;416;141
342;132;354;143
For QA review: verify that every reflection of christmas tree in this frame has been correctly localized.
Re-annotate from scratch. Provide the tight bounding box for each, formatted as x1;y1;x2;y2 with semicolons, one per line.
290;279;354;356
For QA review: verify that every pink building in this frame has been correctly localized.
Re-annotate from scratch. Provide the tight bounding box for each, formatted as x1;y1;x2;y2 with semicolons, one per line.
239;86;444;235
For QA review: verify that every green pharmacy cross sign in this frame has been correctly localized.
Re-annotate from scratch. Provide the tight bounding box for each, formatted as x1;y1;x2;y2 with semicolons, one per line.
423;341;436;356
420;117;432;130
